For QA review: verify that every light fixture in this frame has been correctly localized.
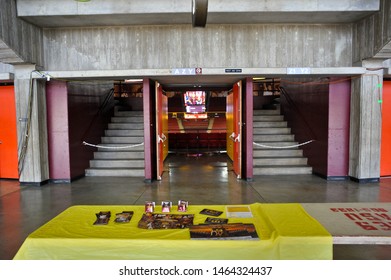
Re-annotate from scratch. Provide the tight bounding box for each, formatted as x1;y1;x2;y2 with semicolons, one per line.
192;0;208;28
75;0;91;2
253;77;266;81
124;79;143;83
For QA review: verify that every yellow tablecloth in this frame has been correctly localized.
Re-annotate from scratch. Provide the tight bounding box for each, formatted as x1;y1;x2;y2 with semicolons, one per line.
13;203;332;260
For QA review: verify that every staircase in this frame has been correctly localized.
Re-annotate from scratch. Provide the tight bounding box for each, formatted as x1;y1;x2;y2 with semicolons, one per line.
85;109;145;177
253;108;312;175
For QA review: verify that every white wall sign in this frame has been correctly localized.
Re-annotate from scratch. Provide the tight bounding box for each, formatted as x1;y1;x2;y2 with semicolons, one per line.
287;67;311;75
172;68;196;75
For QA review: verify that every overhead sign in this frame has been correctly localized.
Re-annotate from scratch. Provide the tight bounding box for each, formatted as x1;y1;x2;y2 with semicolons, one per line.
225;69;242;73
172;68;202;75
287;67;311;75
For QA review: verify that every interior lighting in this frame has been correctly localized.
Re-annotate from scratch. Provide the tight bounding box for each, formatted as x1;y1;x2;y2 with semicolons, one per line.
253;77;266;81
124;79;143;83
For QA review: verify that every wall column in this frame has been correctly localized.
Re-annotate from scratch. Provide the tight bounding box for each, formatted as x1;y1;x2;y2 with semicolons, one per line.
349;60;383;182
14;64;49;185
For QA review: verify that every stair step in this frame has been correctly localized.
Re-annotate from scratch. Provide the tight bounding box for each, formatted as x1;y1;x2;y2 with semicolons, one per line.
101;136;144;144
253;109;280;115
253;157;308;166
111;117;143;123
253;115;284;121
105;129;144;137
114;111;143;117
253;134;294;142
86;109;146;178
253;166;313;175
85;168;144;177
108;123;144;129
94;151;144;159
253;127;291;134
253;142;299;150
253;121;288;128
90;159;144;168
253;149;303;157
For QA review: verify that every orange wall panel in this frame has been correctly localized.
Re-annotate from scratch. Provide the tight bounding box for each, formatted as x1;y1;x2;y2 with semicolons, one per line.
0;86;19;179
381;81;391;176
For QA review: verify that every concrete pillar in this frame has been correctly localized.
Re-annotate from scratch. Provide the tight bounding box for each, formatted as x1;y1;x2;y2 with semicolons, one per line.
14;64;49;185
349;60;383;182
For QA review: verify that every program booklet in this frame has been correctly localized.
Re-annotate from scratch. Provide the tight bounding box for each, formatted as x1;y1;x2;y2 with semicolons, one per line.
199;208;223;217
138;213;194;229
204;217;229;224
93;211;111;225
114;211;134;223
189;223;259;240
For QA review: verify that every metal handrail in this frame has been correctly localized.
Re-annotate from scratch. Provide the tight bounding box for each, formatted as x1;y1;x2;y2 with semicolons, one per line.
279;86;317;141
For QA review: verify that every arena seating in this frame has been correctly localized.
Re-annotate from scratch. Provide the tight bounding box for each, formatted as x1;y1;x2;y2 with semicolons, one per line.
168;116;226;152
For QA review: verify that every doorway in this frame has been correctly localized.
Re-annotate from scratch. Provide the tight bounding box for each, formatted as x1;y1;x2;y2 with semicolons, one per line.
165;87;231;179
0;85;19;179
381;80;391;176
142;77;253;182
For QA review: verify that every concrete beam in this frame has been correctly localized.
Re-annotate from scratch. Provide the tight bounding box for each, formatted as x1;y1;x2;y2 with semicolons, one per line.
17;0;380;27
0;40;24;64
35;67;366;80
0;72;14;81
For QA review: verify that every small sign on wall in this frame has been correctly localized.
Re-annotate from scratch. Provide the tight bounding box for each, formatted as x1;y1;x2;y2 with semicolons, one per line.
287;67;311;75
171;68;202;75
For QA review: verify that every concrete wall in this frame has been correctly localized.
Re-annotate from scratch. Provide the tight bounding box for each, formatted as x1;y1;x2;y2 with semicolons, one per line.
353;0;391;62
0;63;13;73
0;0;44;65
349;69;382;181
43;24;353;70
14;65;49;184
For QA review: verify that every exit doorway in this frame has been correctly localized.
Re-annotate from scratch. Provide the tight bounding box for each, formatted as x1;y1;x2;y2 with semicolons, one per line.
143;77;253;182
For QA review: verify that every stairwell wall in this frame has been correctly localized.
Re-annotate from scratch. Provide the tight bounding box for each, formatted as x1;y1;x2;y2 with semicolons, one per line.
46;80;115;181
281;79;329;177
281;77;351;179
67;81;115;179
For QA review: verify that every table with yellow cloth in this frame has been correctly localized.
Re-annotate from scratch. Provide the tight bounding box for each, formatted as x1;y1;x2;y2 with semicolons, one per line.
13;203;332;260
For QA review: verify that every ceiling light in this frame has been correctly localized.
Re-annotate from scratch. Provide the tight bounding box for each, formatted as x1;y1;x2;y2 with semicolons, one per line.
124;79;143;83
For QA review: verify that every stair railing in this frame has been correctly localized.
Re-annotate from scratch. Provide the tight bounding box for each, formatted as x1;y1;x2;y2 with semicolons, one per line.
81;88;115;144
279;86;317;141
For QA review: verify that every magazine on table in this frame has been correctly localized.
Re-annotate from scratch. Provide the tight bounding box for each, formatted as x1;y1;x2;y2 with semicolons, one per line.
204;217;229;224
93;211;111;225
199;208;223;217
138;213;194;229
189;223;259;240
114;211;134;223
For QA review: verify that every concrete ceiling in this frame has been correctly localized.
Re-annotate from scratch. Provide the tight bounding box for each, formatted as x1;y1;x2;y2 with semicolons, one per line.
9;0;381;87
16;0;380;28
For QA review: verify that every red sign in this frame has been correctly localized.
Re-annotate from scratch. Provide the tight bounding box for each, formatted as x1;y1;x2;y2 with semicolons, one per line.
330;207;391;231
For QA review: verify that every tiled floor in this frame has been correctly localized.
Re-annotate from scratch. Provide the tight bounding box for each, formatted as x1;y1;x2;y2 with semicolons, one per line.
1;153;391;260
